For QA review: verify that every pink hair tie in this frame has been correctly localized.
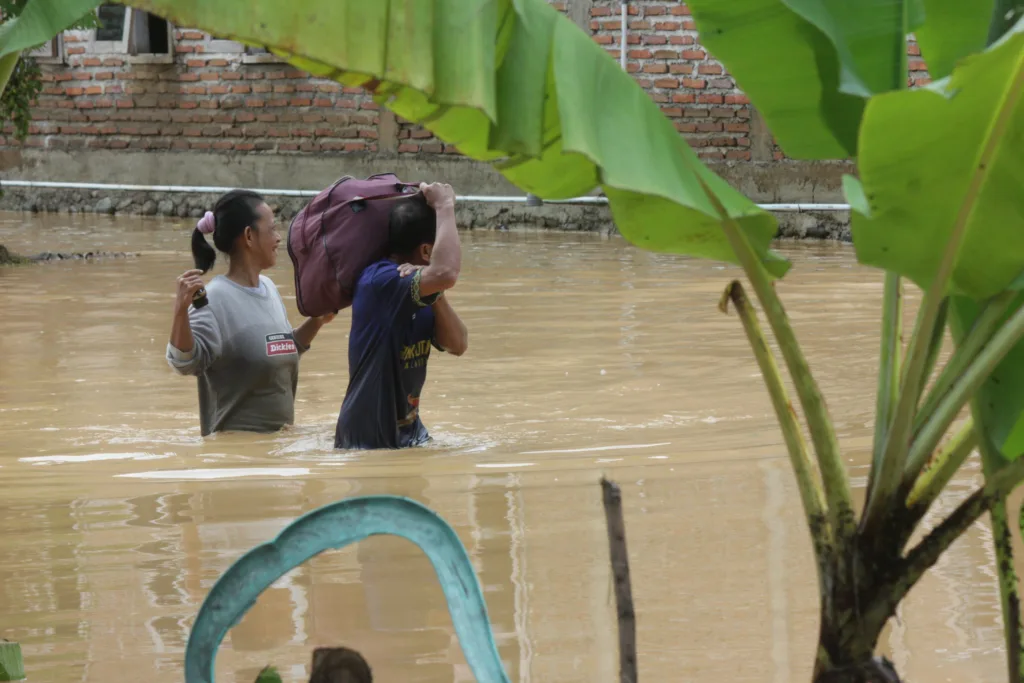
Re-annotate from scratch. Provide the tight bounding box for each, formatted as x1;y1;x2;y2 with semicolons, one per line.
197;211;215;234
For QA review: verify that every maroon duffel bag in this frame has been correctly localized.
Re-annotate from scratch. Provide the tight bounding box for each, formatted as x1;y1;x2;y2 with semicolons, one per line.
287;173;421;317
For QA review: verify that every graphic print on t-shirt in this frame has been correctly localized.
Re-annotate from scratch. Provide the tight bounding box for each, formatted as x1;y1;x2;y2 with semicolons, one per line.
401;339;432;370
265;332;298;357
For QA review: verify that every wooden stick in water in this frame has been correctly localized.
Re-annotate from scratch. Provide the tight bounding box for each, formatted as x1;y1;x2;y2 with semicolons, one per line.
602;478;637;683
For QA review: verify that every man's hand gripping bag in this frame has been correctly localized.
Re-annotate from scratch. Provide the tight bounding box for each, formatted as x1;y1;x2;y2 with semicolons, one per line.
287;173;420;317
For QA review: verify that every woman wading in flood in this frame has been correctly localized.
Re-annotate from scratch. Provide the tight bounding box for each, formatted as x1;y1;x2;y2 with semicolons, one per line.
166;190;334;436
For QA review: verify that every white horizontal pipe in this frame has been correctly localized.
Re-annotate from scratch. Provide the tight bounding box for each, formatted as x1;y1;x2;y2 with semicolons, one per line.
0;179;318;197
0;179;850;212
761;203;850;211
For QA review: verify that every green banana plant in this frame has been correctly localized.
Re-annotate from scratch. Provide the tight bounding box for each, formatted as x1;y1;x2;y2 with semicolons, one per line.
686;1;1024;678
2;0;1023;681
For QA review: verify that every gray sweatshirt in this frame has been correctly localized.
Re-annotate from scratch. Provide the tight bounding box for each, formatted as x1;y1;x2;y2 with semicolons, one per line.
166;275;306;436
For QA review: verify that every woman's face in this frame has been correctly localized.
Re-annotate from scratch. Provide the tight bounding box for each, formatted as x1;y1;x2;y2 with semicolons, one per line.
244;202;280;270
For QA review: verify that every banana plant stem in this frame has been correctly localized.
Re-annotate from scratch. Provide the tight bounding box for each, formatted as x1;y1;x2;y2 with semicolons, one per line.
978;416;1024;683
990;496;1023;683
913;291;1016;437
920;297;949;396
867;272;903;503
721;281;831;562
862;288;945;540
867;455;1024;631
904;303;1024;488
905;418;976;513
698;178;855;545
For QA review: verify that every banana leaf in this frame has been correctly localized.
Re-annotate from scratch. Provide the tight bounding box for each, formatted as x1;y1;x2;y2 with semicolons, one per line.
949;289;1024;466
848;19;1024;300
0;641;24;682
915;0;996;79
685;0;919;159
0;0;790;277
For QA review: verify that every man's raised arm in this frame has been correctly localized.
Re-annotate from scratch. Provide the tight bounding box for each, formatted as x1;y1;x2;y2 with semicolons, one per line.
417;182;460;298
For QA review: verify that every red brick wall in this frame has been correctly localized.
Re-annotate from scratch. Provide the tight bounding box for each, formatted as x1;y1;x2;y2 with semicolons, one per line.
21;28;380;154
590;1;751;161
3;3;933;163
395;117;457;156
907;36;931;88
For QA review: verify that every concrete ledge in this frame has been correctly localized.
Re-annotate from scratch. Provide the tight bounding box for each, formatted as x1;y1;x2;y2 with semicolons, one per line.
0;149;854;203
0;187;619;235
0;150;853;240
0;186;851;243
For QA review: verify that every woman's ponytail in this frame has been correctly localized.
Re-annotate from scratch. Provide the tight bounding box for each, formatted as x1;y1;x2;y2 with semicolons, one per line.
189;191;264;273
191;211;217;273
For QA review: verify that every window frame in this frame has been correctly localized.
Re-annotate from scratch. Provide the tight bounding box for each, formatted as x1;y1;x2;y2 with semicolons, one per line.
27;35;64;64
89;4;132;54
87;6;175;61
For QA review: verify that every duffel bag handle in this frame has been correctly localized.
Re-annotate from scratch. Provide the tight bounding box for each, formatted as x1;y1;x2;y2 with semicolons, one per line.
347;183;422;214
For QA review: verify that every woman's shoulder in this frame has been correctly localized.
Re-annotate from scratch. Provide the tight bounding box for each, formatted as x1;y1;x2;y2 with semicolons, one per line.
204;274;230;293
259;274;282;297
259;275;289;308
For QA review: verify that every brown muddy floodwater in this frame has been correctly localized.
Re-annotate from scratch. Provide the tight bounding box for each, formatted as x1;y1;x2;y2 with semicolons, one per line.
0;212;1013;683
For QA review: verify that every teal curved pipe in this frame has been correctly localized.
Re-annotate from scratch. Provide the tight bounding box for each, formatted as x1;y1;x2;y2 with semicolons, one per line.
184;495;511;683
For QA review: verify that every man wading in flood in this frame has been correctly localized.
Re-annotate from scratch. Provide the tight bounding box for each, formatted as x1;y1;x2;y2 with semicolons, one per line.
334;182;468;450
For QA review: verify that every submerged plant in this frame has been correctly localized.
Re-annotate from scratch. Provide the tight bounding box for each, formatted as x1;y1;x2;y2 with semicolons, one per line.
1;1;1023;680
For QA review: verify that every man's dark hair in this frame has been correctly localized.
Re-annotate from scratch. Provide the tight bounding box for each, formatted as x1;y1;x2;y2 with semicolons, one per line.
387;194;437;257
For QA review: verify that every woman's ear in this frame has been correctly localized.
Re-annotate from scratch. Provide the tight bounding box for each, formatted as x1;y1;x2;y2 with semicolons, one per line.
420;243;433;263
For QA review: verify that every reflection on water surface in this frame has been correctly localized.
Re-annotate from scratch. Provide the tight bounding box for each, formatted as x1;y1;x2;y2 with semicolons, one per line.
0;213;1010;682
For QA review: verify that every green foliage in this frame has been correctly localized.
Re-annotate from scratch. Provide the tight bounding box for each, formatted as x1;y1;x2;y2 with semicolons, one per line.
2;0;1024;680
0;52;39;140
0;0;96;142
0;0;29;18
685;0;919;159
951;291;1024;463
0;0;790;278
253;666;282;683
684;0;864;158
915;0;995;79
0;0;97;29
0;640;25;682
848;23;1024;300
778;0;915;97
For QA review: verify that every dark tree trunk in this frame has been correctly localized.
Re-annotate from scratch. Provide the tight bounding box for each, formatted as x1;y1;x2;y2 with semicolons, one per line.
810;521;911;683
814;657;901;683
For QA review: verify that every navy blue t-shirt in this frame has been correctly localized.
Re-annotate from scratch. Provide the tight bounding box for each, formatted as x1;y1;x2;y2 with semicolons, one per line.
334;260;442;450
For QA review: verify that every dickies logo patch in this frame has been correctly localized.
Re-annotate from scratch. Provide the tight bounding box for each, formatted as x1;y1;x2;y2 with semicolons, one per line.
266;333;298;357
